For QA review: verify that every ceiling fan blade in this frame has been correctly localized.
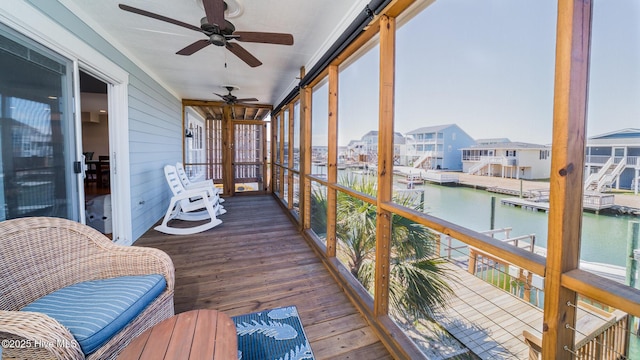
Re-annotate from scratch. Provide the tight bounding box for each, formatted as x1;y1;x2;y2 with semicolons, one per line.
234;31;294;45
202;0;226;30
118;4;203;33
176;40;211;55
226;42;262;67
235;98;259;102
213;92;226;98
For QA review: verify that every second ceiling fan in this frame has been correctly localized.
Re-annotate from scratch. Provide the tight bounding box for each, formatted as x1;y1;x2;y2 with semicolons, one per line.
215;86;258;105
119;0;294;67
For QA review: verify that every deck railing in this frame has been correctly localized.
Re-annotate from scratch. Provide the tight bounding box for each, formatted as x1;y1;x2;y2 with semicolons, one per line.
523;304;629;360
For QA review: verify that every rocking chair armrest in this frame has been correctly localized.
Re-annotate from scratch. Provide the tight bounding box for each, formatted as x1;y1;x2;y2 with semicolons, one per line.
178;187;219;202
184;179;215;190
0;310;84;359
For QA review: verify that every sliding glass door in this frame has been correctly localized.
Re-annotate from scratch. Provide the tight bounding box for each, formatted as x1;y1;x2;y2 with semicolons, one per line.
0;25;80;221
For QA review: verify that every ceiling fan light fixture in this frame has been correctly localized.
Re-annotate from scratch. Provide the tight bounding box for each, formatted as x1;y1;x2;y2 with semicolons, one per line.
209;33;226;46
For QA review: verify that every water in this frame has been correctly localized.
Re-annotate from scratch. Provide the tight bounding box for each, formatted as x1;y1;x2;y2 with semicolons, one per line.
313;165;639;267
418;182;637;267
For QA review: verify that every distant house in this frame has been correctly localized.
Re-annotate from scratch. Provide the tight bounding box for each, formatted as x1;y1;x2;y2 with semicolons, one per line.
461;140;551;180
345;131;406;164
406;124;475;170
585;128;640;193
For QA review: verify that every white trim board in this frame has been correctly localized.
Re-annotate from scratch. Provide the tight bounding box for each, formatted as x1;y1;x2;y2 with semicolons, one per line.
0;1;134;245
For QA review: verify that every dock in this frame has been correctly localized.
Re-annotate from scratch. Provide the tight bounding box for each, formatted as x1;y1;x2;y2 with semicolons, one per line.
501;198;550;212
501;192;616;213
434;261;626;359
397;173;424;186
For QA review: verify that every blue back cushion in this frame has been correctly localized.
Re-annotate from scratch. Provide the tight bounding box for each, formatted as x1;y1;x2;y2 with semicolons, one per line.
21;274;166;355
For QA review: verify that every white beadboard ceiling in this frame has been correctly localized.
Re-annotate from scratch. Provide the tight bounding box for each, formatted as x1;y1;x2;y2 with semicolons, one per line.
61;0;369;106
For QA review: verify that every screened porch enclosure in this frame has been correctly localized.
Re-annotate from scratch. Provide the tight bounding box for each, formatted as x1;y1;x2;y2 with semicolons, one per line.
182;101;272;196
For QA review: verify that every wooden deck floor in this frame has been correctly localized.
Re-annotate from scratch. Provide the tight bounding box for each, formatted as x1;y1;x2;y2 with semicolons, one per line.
435;261;621;359
434;262;542;359
135;195;393;360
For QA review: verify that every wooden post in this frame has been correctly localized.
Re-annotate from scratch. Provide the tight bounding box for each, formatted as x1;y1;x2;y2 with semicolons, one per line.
627;221;640;346
542;0;592;358
222;105;234;197
301;67;312;230
287;103;295;209
468;248;477;274
279;111;286;200
490;196;496;230
374;15;395;317
326;65;339;258
270;113;280;193
626;221;640;287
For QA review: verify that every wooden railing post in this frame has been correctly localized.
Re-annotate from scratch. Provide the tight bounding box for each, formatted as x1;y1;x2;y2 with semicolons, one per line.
468;248;477;274
287;103;295;208
301;79;312;230
374;14;395;317
326;65;338;258
542;0;592;358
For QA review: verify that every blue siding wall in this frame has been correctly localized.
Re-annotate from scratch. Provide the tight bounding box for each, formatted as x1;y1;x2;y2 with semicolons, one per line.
26;0;182;240
442;125;475;170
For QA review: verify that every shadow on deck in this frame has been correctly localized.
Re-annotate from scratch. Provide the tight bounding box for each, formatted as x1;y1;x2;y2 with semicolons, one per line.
135;194;393;359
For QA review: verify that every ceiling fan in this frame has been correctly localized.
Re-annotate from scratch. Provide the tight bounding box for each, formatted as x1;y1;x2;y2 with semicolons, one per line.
118;0;294;67
214;86;258;105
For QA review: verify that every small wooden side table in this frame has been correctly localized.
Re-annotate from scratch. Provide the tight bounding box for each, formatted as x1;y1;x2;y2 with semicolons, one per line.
118;309;237;359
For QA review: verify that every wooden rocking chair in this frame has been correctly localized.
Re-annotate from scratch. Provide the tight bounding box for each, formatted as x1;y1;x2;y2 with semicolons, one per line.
155;165;224;235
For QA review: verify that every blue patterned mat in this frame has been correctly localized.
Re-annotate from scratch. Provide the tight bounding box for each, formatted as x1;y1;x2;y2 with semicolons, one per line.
232;305;315;360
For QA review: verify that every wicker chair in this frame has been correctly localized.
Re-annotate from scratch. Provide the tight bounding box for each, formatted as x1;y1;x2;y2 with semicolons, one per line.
0;217;175;359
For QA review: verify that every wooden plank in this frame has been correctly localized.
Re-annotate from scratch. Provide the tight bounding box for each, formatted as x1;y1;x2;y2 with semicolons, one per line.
311;326;380;359
212;311;237;359
163;311;197;358
331;342;395;360
374;14;395;317
137;315;176;359
189;311;218;359
543;0;593;358
304;313;369;342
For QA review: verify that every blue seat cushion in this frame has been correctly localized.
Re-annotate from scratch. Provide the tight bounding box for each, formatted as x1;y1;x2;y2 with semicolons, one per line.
21;274;166;355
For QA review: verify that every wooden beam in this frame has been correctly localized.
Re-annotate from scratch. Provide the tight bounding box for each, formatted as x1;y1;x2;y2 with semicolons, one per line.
279;112;286;200
301;83;312;230
326;65;339;258
270;113;279;193
288;103;295;209
222;105;234;197
562;269;640;317
374;15;395;317
542;0;592;358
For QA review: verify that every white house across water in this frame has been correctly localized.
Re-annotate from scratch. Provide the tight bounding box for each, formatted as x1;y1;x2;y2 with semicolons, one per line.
461;139;551;180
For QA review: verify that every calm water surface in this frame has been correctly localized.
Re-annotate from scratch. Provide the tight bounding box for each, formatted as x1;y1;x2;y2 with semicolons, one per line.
419;181;637;267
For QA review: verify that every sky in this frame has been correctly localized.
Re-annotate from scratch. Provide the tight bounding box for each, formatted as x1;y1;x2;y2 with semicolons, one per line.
312;0;639;147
